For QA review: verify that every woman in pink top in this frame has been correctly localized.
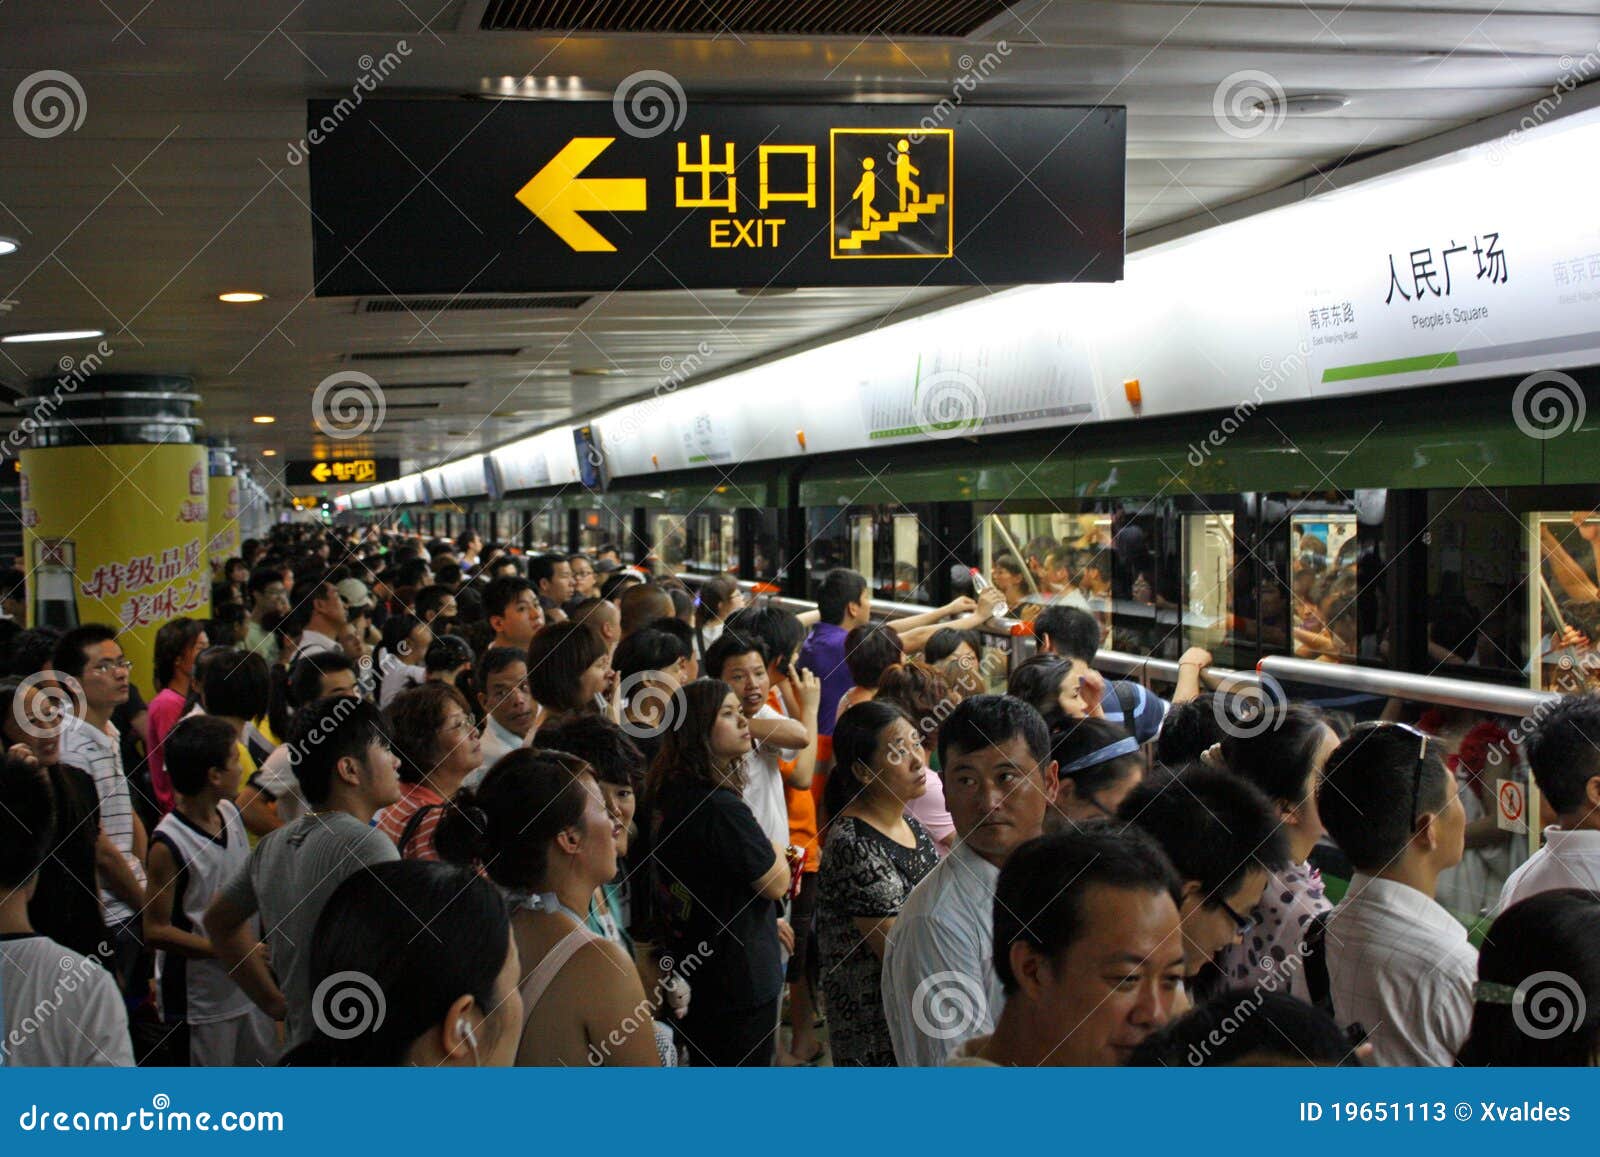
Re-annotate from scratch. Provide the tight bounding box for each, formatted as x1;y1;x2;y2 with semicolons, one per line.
146;617;208;814
873;662;960;854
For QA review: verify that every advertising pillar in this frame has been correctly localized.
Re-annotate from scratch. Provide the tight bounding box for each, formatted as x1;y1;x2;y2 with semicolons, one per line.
207;445;241;573
18;373;208;700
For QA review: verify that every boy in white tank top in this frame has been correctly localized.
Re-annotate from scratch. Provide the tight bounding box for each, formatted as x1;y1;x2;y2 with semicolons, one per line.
145;716;280;1066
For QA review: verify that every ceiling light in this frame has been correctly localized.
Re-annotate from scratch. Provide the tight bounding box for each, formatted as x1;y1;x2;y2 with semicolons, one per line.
252;415;276;424
737;287;797;297
1251;93;1350;117
218;291;267;303
261;449;278;456
570;367;616;377
1;328;105;344
0;238;18;257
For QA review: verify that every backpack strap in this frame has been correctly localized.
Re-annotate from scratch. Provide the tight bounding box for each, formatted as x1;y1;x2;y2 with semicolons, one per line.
1303;911;1335;1016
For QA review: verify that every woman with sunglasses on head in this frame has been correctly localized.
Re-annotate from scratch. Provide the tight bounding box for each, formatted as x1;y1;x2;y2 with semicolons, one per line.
1044;714;1144;825
817;700;939;1066
436;749;660;1066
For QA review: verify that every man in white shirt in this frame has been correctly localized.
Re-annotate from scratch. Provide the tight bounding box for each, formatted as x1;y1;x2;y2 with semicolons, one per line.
947;826;1186;1066
1498;696;1600;913
288;576;347;663
54;625;147;994
882;695;1058;1066
469;647;535;786
1315;722;1474;1066
704;633;810;847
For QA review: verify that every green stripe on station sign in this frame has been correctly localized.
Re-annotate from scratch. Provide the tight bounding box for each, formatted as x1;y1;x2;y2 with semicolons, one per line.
1321;350;1460;383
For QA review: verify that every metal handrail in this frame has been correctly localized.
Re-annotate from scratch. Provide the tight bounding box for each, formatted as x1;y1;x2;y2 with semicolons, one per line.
1096;650;1260;695
1259;656;1559;718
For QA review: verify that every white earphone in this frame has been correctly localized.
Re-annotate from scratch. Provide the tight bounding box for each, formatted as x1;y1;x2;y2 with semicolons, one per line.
456;1017;480;1066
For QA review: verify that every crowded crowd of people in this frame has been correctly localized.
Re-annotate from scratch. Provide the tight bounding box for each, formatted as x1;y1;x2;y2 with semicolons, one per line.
2;522;1599;1069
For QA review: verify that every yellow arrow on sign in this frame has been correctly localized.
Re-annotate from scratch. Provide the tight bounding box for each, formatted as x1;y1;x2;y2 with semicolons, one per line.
311;462;333;482
515;137;647;253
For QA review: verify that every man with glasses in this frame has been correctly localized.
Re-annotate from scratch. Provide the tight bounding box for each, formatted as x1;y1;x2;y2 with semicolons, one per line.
1116;765;1289;996
1315;722;1472;1066
54;624;147;994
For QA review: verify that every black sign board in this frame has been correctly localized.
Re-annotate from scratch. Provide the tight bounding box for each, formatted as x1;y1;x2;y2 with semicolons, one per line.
284;457;399;487
308;100;1123;295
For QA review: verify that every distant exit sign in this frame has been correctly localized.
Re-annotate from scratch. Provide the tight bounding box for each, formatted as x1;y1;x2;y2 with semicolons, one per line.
284;457;398;486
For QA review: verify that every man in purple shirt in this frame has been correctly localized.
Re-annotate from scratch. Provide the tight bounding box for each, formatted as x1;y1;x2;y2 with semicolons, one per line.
798;569;873;742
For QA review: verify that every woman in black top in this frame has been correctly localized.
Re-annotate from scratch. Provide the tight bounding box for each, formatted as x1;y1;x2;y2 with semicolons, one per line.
0;678;106;958
645;679;790;1066
817;700;939;1066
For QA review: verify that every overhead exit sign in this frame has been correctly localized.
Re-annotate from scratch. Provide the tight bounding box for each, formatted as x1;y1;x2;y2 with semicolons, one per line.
308;100;1123;294
284;457;398;487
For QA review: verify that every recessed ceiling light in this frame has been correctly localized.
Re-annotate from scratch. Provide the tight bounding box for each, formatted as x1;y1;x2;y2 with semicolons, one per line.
1251;93;1350;117
0;238;18;257
570;367;616;377
252;415;276;424
218;291;267;303
261;449;278;456
0;328;105;344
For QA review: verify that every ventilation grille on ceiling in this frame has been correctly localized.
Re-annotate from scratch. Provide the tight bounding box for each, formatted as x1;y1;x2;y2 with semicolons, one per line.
480;0;1009;37
359;295;590;313
347;348;522;362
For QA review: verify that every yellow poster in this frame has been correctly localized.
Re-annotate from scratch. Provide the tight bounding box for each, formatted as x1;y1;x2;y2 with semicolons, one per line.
207;473;241;572
20;443;211;699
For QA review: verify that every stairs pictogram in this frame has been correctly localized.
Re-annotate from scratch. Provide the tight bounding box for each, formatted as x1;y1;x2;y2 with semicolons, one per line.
838;193;946;251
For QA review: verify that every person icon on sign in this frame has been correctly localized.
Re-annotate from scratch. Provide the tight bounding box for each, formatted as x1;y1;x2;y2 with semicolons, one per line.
852;157;882;231
895;139;921;212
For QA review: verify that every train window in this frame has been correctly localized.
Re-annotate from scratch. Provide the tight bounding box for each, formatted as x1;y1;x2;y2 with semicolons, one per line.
578;508;623;557
650;513;688;574
749;510;782;584
975;511;1112;624
1180;512;1233;656
1289;512;1359;664
1530;510;1600;691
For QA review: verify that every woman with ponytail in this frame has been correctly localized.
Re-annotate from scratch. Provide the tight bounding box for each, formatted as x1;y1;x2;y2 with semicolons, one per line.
435;749;661;1067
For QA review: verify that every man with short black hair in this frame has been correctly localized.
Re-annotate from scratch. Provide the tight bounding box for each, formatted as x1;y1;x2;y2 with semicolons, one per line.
949;826;1186;1066
882;695;1059;1065
472;647;535;778
527;553;575;625
236;652;361;837
288;576;347;663
1499;695;1600;910
243;566;290;663
1316;724;1472;1066
484;575;542;650
55;624;147;993
206;697;401;1048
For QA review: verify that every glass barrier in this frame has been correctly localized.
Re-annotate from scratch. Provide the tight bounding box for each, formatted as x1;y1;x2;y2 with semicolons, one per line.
1531;510;1600;692
1290;509;1358;663
577;507;626;557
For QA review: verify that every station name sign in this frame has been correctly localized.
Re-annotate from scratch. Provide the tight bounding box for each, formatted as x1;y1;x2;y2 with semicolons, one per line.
308;100;1124;294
